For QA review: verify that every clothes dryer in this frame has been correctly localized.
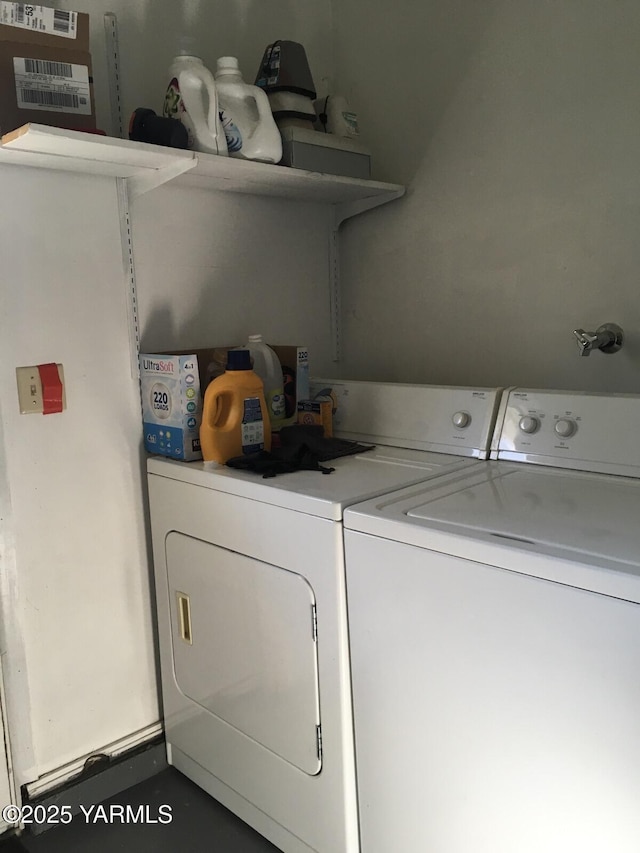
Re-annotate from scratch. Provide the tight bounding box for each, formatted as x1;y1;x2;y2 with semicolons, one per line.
147;380;501;853
344;388;640;853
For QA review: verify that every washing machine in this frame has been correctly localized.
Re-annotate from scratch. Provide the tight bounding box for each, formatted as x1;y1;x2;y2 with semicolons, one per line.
344;387;640;853
146;380;501;853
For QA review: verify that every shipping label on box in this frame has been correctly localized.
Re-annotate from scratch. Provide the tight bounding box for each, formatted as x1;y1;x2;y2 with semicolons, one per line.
0;3;95;135
139;353;202;461
0;4;79;38
13;56;91;114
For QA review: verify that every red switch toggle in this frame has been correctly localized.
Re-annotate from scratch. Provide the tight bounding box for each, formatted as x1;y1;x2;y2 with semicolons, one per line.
37;363;64;415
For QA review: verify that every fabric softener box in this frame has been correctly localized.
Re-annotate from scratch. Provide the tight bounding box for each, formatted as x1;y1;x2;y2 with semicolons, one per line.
0;3;95;136
139;353;202;461
297;399;332;436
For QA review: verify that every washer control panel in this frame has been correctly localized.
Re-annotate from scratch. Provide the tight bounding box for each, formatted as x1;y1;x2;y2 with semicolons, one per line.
495;389;640;475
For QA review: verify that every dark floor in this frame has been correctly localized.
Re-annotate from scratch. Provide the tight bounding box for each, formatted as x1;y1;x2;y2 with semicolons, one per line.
1;768;281;853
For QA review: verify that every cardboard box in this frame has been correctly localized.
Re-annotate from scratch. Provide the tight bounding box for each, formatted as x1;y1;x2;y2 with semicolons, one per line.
176;344;309;428
297;399;333;436
139;353;203;461
139;345;309;460
279;126;371;179
0;4;95;136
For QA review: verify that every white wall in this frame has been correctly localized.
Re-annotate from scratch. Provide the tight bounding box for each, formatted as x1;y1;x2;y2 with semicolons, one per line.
63;0;334;137
0;162;338;790
0;659;14;829
0;166;157;784
335;0;640;392
13;0;639;797
0;2;336;792
132;181;335;371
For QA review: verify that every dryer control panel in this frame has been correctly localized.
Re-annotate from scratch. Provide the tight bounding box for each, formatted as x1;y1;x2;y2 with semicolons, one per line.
493;388;640;477
309;379;502;458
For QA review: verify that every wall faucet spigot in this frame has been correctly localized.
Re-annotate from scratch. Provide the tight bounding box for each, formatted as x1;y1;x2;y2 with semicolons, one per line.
572;323;624;357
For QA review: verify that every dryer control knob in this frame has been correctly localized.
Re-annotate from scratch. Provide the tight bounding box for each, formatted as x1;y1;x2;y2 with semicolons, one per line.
452;411;471;429
554;418;577;438
518;416;540;434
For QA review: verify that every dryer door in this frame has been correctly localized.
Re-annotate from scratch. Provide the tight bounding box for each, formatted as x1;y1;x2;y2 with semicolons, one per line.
165;532;322;775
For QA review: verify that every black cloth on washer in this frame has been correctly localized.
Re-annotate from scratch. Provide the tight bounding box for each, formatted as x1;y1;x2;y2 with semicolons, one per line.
226;424;375;479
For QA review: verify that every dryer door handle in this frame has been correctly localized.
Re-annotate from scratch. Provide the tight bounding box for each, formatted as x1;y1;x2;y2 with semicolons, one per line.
176;591;193;645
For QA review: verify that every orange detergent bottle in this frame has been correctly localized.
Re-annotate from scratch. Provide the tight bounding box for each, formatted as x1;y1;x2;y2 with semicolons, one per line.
200;349;271;463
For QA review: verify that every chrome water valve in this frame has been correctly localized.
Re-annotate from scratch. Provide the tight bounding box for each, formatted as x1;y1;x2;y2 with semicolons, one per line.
572;323;624;357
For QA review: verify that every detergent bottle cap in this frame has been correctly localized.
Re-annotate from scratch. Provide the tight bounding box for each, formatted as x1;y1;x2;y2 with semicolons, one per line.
216;56;242;76
226;349;252;371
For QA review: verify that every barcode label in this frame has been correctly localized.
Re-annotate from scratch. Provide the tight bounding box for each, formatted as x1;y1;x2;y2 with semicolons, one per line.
20;89;79;108
24;59;73;77
14;57;91;114
53;9;70;33
0;3;78;38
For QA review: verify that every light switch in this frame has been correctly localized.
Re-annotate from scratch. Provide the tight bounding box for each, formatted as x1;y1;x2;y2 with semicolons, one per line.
16;364;65;414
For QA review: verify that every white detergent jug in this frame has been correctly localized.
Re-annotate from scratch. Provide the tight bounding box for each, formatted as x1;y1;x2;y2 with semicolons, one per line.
214;57;282;164
326;94;360;138
163;39;228;156
240;335;286;426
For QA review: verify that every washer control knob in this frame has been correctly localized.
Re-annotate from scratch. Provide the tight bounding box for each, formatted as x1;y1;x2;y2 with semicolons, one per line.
518;416;540;434
452;411;471;429
554;418;577;438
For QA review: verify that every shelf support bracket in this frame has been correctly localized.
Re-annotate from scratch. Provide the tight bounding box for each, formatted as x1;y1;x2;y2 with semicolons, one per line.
125;156;197;199
330;188;405;361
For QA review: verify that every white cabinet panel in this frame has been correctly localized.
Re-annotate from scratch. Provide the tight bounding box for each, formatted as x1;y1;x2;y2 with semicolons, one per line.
0;166;158;784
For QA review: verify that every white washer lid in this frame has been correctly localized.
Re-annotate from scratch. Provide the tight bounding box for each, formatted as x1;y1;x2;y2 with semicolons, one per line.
405;465;640;566
147;447;480;521
344;462;640;601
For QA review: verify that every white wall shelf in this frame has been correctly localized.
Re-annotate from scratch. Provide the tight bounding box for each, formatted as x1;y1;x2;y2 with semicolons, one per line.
1;124;405;361
0;124;404;208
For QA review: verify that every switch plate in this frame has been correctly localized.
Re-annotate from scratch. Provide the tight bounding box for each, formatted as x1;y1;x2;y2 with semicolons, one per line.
16;365;65;414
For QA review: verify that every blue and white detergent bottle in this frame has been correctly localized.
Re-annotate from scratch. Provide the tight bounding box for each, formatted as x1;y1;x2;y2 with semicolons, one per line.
163;38;228;156
214;56;282;163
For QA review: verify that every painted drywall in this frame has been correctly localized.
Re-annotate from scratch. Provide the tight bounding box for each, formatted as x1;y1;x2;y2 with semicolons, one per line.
0;166;158;784
334;0;640;391
0;660;12;831
60;0;333;137
0;1;336;792
132;181;335;375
